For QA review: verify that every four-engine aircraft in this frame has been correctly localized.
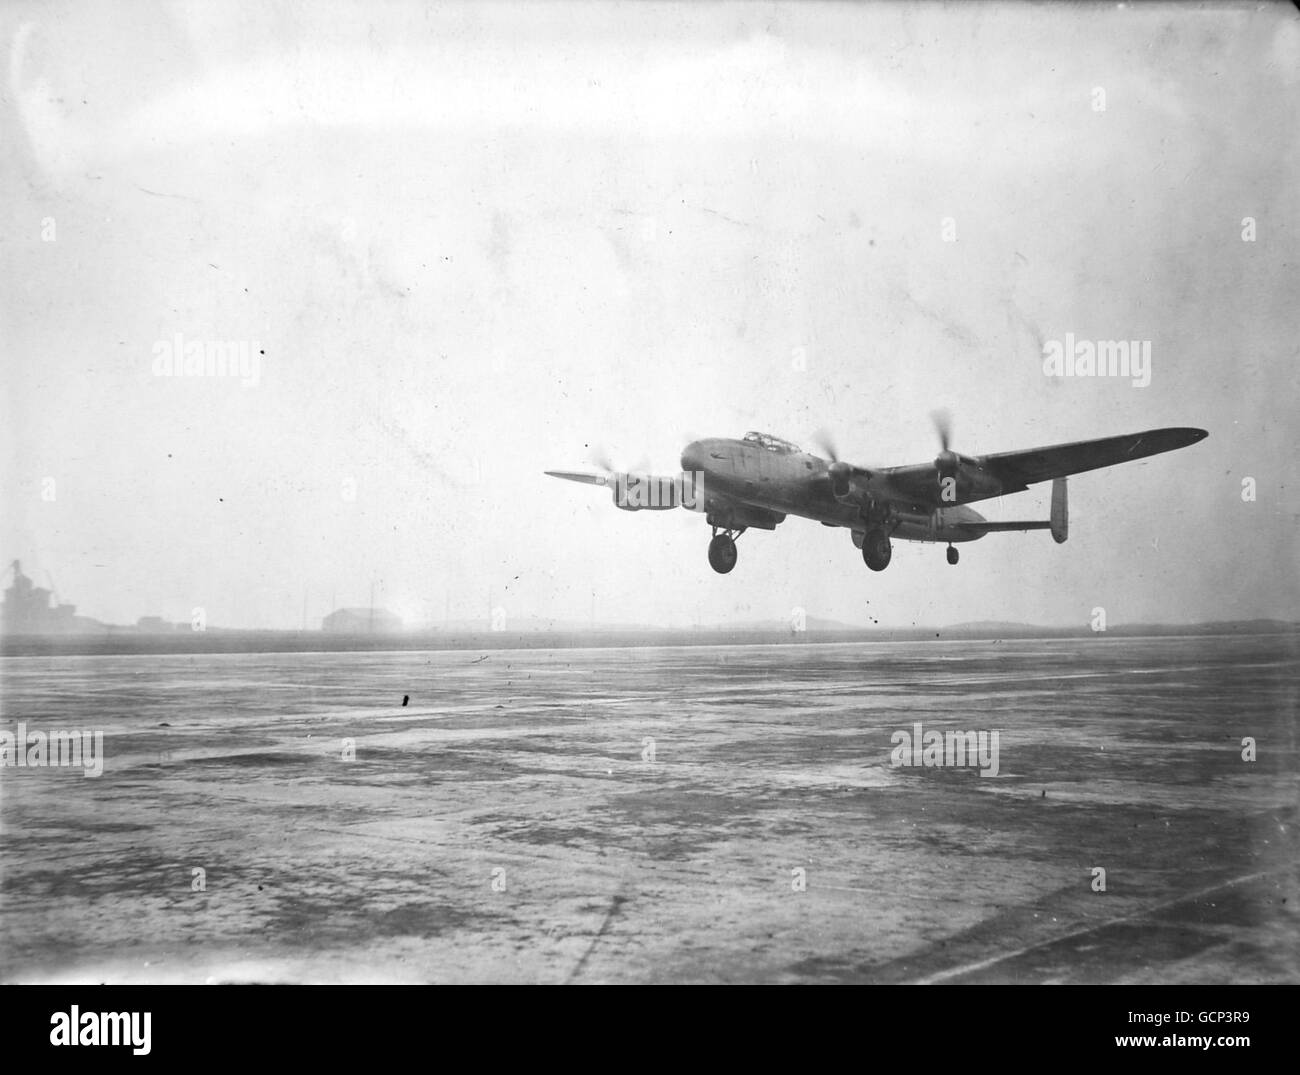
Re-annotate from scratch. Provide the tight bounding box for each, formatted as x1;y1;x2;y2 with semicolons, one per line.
546;416;1208;573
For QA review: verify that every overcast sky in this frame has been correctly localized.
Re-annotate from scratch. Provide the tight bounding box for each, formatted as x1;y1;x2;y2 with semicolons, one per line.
2;1;1297;631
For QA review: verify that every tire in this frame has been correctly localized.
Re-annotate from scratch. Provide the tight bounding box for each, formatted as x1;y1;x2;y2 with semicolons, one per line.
862;528;892;571
708;534;738;574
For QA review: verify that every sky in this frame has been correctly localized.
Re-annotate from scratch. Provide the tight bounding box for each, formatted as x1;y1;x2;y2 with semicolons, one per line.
2;1;1298;631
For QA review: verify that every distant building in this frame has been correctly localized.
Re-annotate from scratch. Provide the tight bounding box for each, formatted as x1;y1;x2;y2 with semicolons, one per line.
322;608;403;633
2;560;97;634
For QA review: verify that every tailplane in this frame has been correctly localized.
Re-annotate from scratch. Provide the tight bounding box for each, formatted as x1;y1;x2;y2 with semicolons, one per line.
953;477;1068;541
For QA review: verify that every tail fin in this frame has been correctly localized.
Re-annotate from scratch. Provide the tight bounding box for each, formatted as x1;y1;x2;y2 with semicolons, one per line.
1050;478;1068;544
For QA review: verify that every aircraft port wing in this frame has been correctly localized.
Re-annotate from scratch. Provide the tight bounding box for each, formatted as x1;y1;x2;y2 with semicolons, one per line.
977;427;1208;488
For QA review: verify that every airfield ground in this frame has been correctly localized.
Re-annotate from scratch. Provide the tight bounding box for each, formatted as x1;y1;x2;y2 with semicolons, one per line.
1;635;1296;983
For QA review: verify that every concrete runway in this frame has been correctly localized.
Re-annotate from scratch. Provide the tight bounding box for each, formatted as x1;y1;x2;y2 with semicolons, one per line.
1;635;1296;983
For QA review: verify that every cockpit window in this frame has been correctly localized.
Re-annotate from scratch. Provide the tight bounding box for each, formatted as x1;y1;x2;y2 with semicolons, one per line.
743;431;802;454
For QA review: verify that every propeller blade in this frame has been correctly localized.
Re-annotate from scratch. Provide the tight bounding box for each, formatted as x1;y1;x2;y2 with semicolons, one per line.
811;430;882;474
931;409;953;453
810;429;839;463
587;443;656;476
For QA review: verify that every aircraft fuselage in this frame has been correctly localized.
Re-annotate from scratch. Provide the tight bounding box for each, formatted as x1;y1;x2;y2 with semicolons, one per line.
680;437;988;543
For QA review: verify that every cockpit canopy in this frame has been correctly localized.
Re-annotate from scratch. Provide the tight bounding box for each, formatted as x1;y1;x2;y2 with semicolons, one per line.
743;431;802;454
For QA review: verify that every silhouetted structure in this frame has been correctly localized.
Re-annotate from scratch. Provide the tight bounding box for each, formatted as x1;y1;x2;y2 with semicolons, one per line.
2;560;87;634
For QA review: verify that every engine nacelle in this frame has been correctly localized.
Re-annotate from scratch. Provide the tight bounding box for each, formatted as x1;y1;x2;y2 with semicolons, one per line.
611;473;684;511
828;460;854;501
936;456;1003;503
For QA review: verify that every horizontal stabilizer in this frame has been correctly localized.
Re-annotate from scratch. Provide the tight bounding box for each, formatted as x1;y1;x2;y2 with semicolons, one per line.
953;477;1068;541
959;520;1052;532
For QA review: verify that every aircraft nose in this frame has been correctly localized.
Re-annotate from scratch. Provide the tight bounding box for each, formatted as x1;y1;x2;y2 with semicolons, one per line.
680;440;705;473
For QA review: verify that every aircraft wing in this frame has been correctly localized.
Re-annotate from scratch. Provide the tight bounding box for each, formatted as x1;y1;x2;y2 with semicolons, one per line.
869;427;1207;506
544;469;615;488
977;427;1208;488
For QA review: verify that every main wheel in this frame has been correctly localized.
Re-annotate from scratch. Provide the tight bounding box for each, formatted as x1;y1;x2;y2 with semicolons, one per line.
862;527;892;571
946;545;959;565
708;534;738;574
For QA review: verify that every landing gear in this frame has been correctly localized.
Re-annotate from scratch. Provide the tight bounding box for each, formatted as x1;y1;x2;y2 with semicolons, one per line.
708;535;737;573
707;527;741;574
946;544;959;565
862;527;892;571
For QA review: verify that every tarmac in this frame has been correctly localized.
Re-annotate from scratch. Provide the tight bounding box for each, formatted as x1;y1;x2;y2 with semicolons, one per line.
1;634;1296;983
